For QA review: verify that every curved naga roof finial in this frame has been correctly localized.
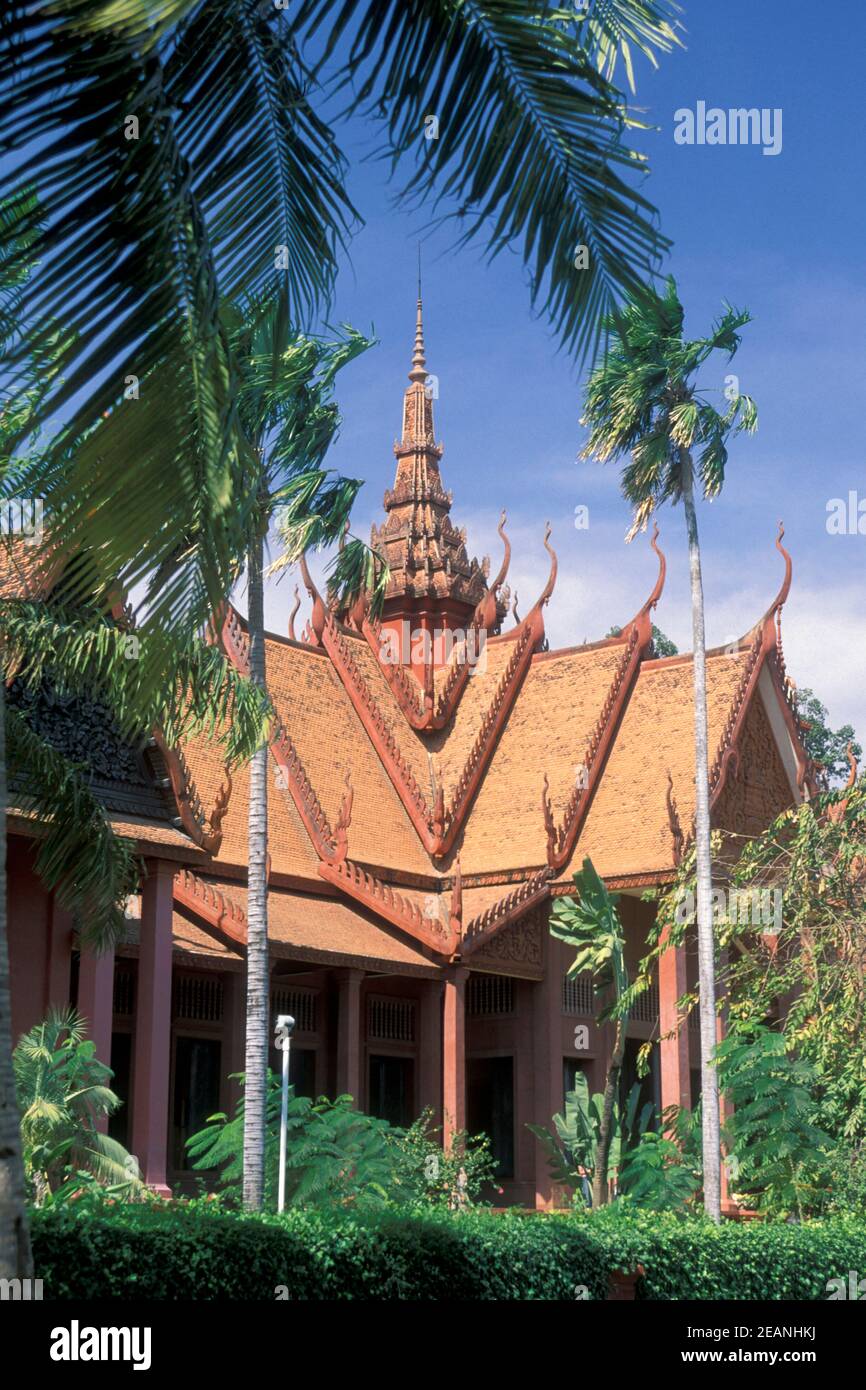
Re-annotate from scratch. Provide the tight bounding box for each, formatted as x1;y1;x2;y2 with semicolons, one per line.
288;585;301;641
532;522;558;611
618;521;666;648
473;510;511;629
845;740;859;788
828;742;859;824
665;769;684;866
642;521;666;615
740;520;793;653
769;520;793;616
491;510;511;594
333;772;354;862
299;551;327;644
541;772;558;869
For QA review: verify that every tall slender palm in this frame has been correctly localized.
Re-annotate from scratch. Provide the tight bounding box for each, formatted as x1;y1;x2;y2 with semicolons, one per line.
580;276;757;1221
0;186;272;1263
226;290;375;1208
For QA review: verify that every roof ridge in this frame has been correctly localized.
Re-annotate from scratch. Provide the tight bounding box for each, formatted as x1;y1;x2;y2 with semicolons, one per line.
174;867;247;946
318;856;458;957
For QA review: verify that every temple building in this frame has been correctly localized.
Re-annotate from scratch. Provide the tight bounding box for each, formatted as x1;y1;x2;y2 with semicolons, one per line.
4;296;815;1205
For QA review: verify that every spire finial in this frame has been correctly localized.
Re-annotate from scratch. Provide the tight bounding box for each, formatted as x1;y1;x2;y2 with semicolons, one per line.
409;250;427;385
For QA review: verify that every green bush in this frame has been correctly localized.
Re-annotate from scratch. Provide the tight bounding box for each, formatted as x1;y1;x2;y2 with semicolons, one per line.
579;1206;866;1300
187;1075;494;1212
29;1201;866;1301
30;1203;608;1301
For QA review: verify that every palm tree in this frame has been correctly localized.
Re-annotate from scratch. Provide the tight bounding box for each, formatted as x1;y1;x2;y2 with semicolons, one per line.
0;1;681;652
580;276;758;1221
0;188;273;1261
225;291;376;1208
0;589;275;1269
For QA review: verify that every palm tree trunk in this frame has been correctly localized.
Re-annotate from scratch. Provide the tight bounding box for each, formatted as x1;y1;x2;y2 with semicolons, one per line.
242;524;269;1210
681;456;722;1222
0;676;34;1276
592;1017;626;1208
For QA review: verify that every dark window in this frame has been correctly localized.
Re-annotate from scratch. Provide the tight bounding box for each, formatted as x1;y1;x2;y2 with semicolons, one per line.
172;1037;222;1170
690;1068;701;1108
563;1056;588;1105
108;1032;132;1146
620;1038;660;1132
468;1056;514;1179
368;1054;414;1127
289;1047;316;1100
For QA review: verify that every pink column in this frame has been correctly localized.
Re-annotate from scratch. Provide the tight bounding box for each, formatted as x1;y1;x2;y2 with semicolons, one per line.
442;966;468;1149
77;935;115;1137
222;969;246;1117
533;931;564;1208
45;900;72;1013
131;859;174;1194
335;968;363;1104
658;926;691;1118
418;978;443;1125
77;942;115;1066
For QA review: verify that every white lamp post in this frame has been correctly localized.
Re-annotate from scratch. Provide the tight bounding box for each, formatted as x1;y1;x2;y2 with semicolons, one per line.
274;1013;295;1214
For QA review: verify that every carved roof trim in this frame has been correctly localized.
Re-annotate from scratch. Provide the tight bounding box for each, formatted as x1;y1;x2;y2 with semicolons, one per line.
460;867;552;958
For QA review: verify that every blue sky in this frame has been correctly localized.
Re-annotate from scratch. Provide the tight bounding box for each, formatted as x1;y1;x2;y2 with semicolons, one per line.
260;3;865;740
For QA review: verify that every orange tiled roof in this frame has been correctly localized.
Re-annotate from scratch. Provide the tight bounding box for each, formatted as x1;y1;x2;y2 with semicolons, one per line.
574;646;758;882
201;521;808;962
176;873;441;975
447;639;632;875
2;305;811;972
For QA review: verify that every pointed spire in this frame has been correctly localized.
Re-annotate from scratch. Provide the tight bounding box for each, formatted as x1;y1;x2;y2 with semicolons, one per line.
409;262;427;384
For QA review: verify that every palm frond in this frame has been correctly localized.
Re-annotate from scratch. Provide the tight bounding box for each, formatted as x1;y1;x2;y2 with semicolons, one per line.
0;1;354;658
5;704;140;948
296;0;672;361
167;4;358;310
581;275;757;510
2;599;273;766
578;0;683;93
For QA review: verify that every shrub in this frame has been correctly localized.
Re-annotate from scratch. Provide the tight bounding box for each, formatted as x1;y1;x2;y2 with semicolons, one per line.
30;1203;608;1301
15;1007;141;1204
29;1202;866;1301
579;1205;866;1300
187;1075;494;1211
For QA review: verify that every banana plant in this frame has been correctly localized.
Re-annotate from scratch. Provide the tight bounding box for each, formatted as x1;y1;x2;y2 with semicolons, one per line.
528;1070;652;1204
549;857;631;1205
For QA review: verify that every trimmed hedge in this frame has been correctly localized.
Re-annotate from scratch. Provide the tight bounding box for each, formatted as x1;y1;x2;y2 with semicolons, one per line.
30;1203;866;1300
30;1205;609;1301
583;1208;866;1301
